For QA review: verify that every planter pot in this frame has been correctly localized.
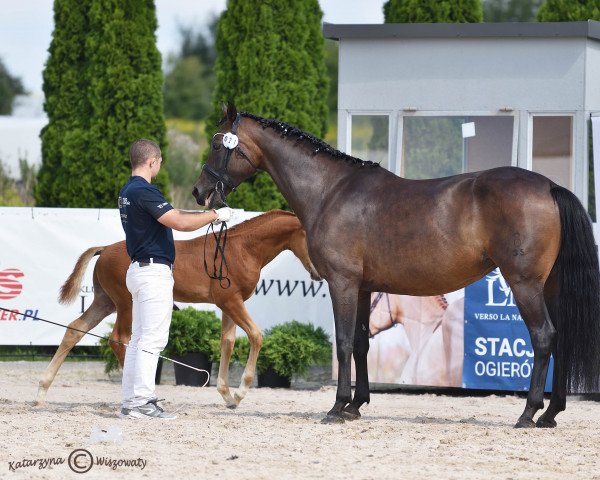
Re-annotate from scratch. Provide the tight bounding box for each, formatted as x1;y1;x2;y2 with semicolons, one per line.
172;352;211;387
257;366;291;388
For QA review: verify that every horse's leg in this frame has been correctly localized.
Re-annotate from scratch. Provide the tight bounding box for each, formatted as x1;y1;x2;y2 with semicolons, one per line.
323;281;359;424
35;292;115;405
510;281;556;428
536;339;564;427
342;290;371;420
536;279;565;428
216;313;238;408
110;305;132;367
218;300;262;407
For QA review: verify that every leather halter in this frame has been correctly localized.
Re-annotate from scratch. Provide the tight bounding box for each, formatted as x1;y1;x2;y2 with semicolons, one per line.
202;113;259;203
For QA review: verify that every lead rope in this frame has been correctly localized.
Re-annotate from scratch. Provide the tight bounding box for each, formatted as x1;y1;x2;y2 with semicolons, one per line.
0;306;211;386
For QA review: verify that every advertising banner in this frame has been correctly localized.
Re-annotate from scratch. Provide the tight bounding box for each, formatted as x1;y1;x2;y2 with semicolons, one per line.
463;268;553;391
0;207;332;346
360;268;554;391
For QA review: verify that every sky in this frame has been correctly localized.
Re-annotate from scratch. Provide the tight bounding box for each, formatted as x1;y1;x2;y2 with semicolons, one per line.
0;0;385;97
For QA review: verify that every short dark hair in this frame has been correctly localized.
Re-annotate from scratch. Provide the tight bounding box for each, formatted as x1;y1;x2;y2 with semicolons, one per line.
129;139;161;169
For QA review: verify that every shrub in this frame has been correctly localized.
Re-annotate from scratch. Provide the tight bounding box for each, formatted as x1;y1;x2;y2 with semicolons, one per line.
230;321;332;379
164;307;221;359
98;322;119;374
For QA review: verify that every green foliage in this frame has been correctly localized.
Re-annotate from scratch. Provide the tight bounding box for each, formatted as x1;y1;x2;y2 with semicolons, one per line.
231;321;332;379
232;335;251;364
383;0;484;22
164;56;212;120
0;162;24;206
36;0;169;208
165;124;203;209
0;57;25;114
0;157;38;206
483;0;543;21
324;39;339;119
259;321;332;378
98;322;119;374
207;0;329;211
164;308;221;360
163;22;217;121
537;0;600;21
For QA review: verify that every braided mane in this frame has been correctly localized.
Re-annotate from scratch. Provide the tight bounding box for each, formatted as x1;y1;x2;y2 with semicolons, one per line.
240;112;380;168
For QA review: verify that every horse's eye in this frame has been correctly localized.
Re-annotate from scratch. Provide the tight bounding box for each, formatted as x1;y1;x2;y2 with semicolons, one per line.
212;142;222;151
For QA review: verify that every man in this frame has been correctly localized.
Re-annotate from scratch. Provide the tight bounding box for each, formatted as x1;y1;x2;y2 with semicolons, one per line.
118;138;233;420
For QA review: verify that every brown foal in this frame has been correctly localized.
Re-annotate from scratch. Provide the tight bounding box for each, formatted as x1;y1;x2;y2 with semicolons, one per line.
35;210;320;408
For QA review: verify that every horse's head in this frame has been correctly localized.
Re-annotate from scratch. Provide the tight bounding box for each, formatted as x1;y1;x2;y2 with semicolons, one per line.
193;103;262;209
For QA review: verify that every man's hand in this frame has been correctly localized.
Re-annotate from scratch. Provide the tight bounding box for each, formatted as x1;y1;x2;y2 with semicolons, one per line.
213;207;235;225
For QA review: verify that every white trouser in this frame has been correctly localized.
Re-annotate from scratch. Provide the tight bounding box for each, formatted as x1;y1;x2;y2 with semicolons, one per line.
122;262;174;408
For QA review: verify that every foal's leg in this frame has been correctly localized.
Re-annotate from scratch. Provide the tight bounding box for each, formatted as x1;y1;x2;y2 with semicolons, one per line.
323;281;359;423
109;305;133;367
216;313;238;408
35;293;115;405
511;282;556;428
342;290;371;420
219;300;262;407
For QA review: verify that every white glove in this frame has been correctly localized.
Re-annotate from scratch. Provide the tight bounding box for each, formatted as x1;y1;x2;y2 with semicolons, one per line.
213;207;234;225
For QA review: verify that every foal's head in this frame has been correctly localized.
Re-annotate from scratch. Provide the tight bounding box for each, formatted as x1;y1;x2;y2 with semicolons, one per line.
193;103;263;209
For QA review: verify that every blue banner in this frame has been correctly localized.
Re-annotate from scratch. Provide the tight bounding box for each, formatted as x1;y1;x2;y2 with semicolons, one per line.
463;269;553;391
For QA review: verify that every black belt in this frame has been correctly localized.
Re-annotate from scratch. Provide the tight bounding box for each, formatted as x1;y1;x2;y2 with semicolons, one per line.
133;257;173;268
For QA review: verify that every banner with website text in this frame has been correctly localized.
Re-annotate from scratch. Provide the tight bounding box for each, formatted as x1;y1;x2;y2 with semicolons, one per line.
0;207;332;346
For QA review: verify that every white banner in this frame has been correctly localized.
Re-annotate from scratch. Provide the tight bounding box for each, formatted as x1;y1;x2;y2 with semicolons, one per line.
0;207;333;345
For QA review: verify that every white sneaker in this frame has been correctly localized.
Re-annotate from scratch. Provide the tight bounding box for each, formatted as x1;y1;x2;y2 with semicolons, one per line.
119;399;177;420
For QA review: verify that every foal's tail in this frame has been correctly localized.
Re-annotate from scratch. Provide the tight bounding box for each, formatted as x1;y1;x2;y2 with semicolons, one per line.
551;185;600;393
58;247;105;305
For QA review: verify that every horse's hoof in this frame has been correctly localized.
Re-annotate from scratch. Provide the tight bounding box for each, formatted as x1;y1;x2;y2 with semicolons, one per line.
226;403;238;410
321;415;345;424
535;416;557;428
341;406;361;421
514;418;536;429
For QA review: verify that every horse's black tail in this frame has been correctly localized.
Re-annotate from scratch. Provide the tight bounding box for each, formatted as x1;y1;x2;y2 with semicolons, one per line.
551;185;600;393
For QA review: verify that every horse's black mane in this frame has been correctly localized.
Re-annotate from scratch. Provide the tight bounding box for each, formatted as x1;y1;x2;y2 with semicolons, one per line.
239;112;380;168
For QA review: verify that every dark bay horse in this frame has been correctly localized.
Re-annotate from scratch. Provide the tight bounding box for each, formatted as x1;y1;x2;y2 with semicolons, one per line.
35;210;320;407
192;104;600;428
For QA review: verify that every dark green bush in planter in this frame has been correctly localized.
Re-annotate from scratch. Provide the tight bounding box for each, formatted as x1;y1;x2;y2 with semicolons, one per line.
230;321;332;388
164;307;221;387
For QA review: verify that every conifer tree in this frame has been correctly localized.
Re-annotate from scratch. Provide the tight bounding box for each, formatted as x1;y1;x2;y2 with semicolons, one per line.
537;0;599;21
384;0;483;23
207;0;329;211
37;0;169;207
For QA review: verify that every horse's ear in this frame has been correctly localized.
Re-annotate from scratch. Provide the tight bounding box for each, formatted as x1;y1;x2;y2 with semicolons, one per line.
226;102;237;123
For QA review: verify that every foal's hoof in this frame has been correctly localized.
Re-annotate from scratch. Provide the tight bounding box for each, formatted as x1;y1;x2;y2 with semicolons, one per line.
514;417;536;429
535;416;557;428
321;414;345;424
341;405;361;421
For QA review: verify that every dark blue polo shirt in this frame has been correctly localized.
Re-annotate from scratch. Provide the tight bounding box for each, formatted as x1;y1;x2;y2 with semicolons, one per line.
118;176;175;263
